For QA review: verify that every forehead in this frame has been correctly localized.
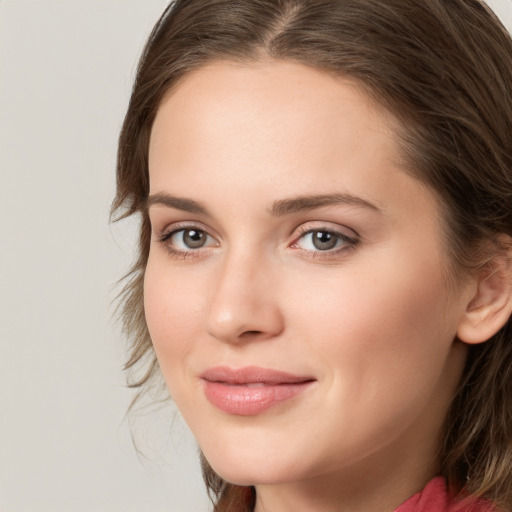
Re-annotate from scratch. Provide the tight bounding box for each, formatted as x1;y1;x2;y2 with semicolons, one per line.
149;60;404;195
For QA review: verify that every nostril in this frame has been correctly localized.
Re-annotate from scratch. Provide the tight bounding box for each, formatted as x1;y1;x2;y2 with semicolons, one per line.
241;330;263;337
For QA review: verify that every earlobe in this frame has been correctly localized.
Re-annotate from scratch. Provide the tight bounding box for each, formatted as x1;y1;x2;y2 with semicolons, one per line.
457;249;512;345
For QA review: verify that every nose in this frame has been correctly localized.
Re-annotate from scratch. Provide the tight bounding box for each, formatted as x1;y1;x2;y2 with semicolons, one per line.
205;250;284;344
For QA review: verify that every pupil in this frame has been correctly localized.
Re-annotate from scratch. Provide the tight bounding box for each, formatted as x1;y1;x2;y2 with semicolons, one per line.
313;231;337;250
184;230;205;248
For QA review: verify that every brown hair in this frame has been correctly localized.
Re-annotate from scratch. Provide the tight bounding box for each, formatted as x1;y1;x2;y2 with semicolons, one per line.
112;1;512;510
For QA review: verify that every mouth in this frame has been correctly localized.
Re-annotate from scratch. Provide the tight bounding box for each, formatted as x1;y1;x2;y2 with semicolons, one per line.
200;366;316;416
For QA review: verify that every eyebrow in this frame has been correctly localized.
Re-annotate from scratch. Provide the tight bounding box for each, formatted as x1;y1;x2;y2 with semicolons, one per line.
269;193;381;216
147;192;210;215
146;192;381;216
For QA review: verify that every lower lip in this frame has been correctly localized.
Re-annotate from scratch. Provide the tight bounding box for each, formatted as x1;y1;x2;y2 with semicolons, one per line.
202;380;314;416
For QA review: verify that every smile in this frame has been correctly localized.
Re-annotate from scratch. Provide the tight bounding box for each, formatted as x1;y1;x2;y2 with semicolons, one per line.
200;366;316;416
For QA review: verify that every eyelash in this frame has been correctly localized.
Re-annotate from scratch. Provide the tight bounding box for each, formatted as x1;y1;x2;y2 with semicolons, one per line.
157;223;359;260
158;222;215;260
291;226;359;259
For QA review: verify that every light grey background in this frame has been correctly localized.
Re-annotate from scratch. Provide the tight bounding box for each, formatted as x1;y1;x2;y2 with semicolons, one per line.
0;1;209;511
0;1;511;511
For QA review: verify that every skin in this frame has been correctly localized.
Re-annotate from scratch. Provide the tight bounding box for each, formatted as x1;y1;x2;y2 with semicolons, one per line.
144;60;476;512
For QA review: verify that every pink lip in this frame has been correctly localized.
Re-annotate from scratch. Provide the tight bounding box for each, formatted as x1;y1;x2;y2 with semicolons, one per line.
200;366;316;416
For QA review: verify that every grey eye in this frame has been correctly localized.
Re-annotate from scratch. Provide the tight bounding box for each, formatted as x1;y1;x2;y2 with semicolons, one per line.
294;228;357;254
311;231;338;250
182;229;207;249
161;226;218;256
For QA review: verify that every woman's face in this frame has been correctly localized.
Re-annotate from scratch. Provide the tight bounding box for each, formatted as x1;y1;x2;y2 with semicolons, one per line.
145;61;472;489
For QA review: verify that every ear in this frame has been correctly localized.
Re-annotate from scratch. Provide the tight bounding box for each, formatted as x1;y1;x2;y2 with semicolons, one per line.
457;245;512;345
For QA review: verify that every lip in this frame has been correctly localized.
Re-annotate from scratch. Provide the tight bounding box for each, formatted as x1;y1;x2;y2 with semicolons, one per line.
200;366;316;416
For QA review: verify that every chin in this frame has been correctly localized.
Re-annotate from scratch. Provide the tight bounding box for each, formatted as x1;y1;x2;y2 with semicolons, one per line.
202;448;274;485
199;437;319;487
207;459;293;487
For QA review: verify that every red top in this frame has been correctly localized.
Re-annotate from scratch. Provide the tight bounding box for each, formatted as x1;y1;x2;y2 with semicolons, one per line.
395;477;495;512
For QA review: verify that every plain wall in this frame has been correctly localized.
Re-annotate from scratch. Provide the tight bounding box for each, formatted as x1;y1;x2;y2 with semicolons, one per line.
0;1;209;511
0;1;511;511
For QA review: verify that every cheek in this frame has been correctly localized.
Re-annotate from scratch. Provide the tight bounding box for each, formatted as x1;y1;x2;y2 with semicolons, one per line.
285;249;457;406
143;257;205;384
291;261;448;344
276;259;458;467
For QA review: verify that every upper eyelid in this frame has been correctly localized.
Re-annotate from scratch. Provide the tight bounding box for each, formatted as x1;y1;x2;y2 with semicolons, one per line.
293;221;359;239
293;228;358;246
158;220;216;238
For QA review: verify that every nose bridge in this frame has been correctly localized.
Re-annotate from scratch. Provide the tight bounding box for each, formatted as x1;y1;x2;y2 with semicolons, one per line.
205;244;283;343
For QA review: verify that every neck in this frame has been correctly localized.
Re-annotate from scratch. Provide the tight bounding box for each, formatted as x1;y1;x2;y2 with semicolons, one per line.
254;446;438;512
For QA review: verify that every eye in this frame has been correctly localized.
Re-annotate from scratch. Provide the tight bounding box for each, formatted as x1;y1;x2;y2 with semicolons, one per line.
160;226;218;254
293;228;357;253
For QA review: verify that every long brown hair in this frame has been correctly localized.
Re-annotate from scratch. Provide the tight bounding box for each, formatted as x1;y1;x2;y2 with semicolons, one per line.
112;1;512;510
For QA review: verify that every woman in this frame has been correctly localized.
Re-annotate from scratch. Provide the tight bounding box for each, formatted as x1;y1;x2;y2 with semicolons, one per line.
112;1;512;510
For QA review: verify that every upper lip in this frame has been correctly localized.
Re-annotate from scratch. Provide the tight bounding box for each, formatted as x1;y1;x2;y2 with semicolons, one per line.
200;366;315;385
